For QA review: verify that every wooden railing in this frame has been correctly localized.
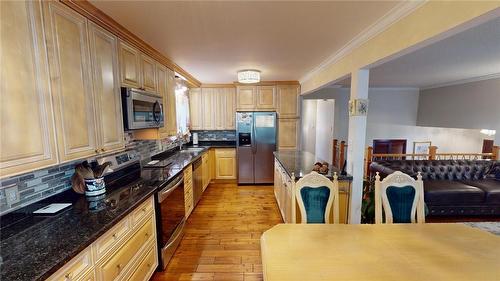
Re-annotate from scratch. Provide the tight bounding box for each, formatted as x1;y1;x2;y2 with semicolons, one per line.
365;145;499;177
332;139;347;169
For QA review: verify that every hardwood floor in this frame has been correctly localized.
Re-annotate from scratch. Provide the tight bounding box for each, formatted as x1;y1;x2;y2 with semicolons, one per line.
152;183;283;281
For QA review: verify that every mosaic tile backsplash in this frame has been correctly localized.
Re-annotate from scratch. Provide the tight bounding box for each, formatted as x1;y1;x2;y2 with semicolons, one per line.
191;130;236;141
0;133;184;215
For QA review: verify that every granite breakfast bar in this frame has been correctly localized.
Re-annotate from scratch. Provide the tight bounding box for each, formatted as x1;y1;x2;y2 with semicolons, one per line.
273;150;353;224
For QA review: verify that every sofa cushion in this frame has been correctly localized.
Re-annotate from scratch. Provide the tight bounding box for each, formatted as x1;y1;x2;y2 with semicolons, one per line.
424;180;485;205
461;179;500;204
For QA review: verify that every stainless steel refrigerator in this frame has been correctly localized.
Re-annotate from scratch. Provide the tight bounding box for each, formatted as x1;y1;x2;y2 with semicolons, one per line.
236;111;277;184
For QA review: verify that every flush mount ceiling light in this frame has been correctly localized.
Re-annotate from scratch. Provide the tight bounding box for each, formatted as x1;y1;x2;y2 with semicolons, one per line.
237;70;261;84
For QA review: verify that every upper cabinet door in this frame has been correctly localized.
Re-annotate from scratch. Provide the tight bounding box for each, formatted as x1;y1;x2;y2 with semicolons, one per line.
165;68;178;135
1;1;57;177
236;86;256;111
256;85;276;110
214;89;225;130
119;41;140;88
201;88;215;130
88;22;124;153
277;85;300;118
43;1;97;162
278;118;299;151
141;54;157;93
189;88;203;130
224;88;236;130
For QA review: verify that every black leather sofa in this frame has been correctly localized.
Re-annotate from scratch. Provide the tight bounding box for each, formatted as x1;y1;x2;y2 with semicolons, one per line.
370;160;500;216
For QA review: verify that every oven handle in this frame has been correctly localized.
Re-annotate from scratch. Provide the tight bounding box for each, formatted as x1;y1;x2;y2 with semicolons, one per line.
158;176;183;203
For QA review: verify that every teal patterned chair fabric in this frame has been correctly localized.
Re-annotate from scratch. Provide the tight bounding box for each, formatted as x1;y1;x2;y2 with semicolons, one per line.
375;171;425;224
295;171;339;224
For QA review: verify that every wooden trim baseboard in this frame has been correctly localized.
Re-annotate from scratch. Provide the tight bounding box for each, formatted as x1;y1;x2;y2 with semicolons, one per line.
60;0;201;88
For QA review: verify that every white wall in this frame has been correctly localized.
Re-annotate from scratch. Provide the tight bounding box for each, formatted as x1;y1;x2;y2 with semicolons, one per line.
315;100;335;163
366;124;493;153
300;99;317;154
417;78;500;143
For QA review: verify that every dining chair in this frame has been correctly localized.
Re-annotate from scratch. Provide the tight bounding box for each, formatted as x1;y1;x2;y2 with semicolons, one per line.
375;171;425;224
295;171;339;224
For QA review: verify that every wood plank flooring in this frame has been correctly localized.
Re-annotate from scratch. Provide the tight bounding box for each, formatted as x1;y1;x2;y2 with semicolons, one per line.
152;183;283;281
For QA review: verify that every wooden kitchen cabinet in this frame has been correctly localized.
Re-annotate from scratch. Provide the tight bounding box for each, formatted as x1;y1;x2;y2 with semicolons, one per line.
236;85;257;110
47;197;157;281
140;54;157;93
189;88;203;130
118;41;159;94
215;148;237;179
44;1;98;162
224;88;237;129
256;85;276;109
202;88;216;130
209;148;216;181
0;1;58;177
119;40;141;88
278;118;299;151
88;22;124;154
277;85;300;118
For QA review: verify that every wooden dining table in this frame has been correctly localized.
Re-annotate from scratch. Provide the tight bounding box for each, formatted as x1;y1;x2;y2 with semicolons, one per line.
260;223;500;281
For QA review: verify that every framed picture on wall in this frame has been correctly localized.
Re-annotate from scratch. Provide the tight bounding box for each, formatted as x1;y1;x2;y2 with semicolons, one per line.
413;141;432;154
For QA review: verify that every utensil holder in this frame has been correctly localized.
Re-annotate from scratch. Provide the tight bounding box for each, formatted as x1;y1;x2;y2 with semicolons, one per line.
84;177;106;196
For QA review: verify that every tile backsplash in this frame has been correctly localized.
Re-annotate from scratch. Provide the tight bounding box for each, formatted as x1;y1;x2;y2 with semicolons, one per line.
192;130;236;141
0;132;185;215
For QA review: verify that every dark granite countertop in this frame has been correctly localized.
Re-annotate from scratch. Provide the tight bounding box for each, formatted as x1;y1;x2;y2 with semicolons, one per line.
0;148;209;281
273;151;352;181
186;140;236;148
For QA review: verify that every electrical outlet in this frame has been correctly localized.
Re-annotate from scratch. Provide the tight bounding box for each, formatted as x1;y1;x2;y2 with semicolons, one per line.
5;185;20;205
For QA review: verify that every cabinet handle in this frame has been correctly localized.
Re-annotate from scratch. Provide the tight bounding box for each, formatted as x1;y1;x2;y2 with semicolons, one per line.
141;207;147;213
112;233;117;239
64;272;73;280
95;149;99;153
145;232;150;238
116;263;123;272
147;263;152;268
101;148;105;152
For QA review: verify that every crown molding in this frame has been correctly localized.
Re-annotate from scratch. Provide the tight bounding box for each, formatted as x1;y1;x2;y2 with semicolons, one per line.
299;0;426;85
421;73;500;90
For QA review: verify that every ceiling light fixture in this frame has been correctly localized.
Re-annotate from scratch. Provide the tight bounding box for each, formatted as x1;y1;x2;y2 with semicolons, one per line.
237;70;261;84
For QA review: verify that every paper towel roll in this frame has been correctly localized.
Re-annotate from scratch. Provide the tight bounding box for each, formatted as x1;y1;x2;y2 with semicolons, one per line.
193;133;198;145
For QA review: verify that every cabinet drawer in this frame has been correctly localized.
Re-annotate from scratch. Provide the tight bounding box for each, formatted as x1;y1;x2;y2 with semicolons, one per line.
46;246;93;281
215;148;235;157
98;218;154;281
128;242;157;281
130;197;154;228
93;217;131;261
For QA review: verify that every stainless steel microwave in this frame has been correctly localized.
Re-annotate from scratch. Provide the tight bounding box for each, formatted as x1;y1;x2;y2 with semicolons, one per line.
121;87;164;130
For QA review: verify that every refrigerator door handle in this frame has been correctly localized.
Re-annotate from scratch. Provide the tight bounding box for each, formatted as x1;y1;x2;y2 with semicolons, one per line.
252;117;257;154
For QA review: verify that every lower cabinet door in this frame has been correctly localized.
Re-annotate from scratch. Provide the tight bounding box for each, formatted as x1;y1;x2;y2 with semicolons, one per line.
97;218;154;280
127;242;157;281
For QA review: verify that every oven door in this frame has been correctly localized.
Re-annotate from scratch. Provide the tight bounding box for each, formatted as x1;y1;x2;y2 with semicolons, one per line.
123;88;164;130
157;174;185;269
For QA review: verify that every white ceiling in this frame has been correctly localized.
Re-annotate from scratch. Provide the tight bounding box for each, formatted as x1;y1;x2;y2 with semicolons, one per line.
365;16;500;88
91;1;400;84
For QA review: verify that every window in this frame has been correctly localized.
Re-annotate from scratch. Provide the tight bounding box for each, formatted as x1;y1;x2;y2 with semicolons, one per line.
175;82;190;135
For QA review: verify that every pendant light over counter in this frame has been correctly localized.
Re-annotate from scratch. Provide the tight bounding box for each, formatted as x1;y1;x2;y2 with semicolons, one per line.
237;69;261;84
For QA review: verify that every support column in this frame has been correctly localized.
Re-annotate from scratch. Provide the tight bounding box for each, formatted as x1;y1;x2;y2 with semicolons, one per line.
346;69;369;224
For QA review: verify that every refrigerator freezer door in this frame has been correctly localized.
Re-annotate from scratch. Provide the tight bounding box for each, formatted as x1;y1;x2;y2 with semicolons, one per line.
253;112;277;184
237;112;255;184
